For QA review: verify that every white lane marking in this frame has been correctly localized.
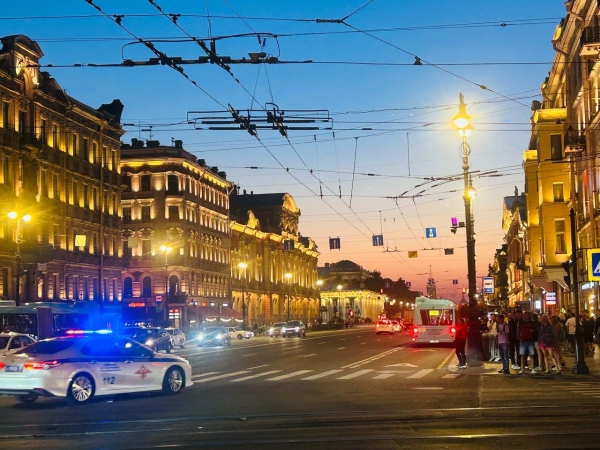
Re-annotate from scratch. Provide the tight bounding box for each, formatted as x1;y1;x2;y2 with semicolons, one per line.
302;354;316;358
191;372;219;379
340;339;346;341
195;371;250;383
341;347;403;369
407;369;435;379
372;373;395;380
338;347;346;350
385;363;418;368
266;370;313;381
442;374;461;379
230;371;282;382
360;342;367;345
247;364;268;370
318;342;326;345
243;353;257;357
337;369;374;380
301;370;343;380
377;339;381;342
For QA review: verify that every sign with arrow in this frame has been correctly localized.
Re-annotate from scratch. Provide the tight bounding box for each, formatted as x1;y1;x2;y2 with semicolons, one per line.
425;227;437;238
588;249;600;281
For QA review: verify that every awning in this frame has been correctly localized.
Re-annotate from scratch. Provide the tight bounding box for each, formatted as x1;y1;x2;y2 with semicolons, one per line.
194;306;242;319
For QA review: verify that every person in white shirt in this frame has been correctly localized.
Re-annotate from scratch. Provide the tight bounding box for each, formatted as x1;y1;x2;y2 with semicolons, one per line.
487;314;499;361
565;314;577;353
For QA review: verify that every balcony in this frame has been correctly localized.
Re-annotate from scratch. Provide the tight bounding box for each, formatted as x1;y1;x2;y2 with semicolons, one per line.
564;126;586;154
580;26;600;59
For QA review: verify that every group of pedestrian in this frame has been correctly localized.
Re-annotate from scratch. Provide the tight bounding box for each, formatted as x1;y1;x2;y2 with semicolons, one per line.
454;309;593;375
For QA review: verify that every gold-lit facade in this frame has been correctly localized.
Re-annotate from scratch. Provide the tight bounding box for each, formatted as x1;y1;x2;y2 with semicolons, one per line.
0;34;124;304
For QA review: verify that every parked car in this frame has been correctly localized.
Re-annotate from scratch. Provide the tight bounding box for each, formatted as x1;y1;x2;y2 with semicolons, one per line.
120;327;173;353
375;320;394;335
226;327;254;340
268;322;286;337
281;320;306;338
390;320;403;332
0;333;36;356
196;327;231;347
165;327;186;348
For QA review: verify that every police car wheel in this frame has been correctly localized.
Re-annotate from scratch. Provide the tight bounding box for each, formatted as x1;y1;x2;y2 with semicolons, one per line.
16;395;37;404
237;334;243;340
163;367;184;395
68;373;95;404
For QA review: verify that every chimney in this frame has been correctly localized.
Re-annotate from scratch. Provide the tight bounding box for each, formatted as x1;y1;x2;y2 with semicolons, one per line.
243;189;247;195
250;191;253;195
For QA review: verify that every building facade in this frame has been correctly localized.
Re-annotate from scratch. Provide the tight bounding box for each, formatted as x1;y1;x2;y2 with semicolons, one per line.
0;34;124;305
120;140;231;327
229;190;320;324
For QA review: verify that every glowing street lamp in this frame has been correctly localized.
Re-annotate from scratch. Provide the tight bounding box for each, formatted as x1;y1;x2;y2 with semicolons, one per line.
239;262;248;326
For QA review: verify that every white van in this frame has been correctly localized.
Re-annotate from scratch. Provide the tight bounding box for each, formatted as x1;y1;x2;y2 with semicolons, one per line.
412;297;456;344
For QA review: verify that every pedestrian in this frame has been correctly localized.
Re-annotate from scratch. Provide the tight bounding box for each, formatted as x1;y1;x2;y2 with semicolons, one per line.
532;313;544;372
487;313;499;362
496;314;510;374
518;311;538;374
550;315;566;369
582;311;595;354
455;318;468;368
565;313;577;354
508;310;521;369
539;314;561;374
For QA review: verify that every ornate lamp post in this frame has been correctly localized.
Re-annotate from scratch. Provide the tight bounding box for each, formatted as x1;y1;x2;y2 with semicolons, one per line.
316;279;323;323
159;245;172;322
285;272;292;321
8;211;31;306
336;284;343;319
238;262;247;327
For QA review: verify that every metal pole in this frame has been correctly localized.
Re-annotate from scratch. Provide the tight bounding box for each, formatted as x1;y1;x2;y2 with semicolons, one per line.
242;276;246;327
287;281;291;322
462;139;477;306
15;219;21;306
570;207;589;374
163;252;168;323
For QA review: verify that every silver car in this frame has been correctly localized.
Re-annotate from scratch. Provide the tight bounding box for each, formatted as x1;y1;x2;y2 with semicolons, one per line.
268;322;286;337
165;328;186;348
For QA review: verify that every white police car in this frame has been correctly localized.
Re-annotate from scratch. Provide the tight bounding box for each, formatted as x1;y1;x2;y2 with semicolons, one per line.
0;333;193;404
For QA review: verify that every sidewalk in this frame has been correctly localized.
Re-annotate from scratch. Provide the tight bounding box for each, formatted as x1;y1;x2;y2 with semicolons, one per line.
446;348;600;379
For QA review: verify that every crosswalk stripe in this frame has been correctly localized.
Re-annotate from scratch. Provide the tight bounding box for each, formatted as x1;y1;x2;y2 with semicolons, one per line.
230;371;282;382
337;369;374;380
301;370;343;380
191;372;219;379
442;374;461;379
372;373;395;380
266;370;313;381
407;369;434;379
195;371;250;383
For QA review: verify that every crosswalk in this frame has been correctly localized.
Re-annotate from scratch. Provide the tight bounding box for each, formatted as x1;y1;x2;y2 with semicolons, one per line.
547;382;600;399
190;367;459;384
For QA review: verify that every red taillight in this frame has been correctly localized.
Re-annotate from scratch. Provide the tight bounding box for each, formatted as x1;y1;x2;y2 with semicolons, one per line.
376;324;379;328
451;327;456;333
66;330;85;335
24;361;61;370
0;362;4;369
413;327;418;333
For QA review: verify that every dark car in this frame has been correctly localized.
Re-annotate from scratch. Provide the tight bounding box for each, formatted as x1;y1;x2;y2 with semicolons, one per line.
197;327;231;347
281;320;306;338
120;326;173;353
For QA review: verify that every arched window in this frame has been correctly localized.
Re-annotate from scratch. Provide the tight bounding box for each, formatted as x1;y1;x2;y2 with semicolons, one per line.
123;277;133;298
142;276;152;297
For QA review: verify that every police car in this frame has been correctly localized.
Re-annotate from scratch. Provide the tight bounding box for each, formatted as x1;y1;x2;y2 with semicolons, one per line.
0;333;193;404
0;333;36;355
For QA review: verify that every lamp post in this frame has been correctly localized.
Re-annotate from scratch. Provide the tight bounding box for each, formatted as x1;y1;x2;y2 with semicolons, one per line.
159;245;172;323
8;212;31;306
336;284;343;320
316;279;323;323
238;262;247;327
285;272;292;321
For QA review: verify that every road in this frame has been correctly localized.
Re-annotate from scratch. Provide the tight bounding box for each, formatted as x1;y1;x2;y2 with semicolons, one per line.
2;325;600;449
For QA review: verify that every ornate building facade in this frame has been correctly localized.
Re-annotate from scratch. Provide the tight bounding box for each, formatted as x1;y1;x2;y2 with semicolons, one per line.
120;140;231;327
229;190;320;324
0;34;124;304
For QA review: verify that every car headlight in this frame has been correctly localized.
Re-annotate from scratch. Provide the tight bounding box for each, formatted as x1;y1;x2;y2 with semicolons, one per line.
281;328;287;332
294;327;299;331
146;339;154;346
197;334;204;341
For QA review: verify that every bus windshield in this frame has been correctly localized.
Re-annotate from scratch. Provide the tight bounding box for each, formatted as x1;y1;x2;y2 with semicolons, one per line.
420;309;454;326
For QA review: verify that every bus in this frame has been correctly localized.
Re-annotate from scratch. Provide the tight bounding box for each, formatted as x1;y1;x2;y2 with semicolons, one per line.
412;296;457;344
0;302;122;339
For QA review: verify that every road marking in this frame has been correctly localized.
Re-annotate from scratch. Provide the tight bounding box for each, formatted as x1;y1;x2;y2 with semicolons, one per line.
372;373;395;380
243;353;257;357
340;339;346;341
407;369;435;379
318;342;326;345
338;347;346;350
442;374;461;379
414;349;436;352
337;369;374;380
302;354;316;358
230;371;282;382
437;349;456;369
301;370;343;380
341;346;404;369
191;372;219;379
246;364;268;370
266;370;313;381
385;363;418;368
377;339;381;341
195;371;250;383
360;342;367;345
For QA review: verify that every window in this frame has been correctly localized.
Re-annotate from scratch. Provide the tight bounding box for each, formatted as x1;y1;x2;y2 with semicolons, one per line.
92;142;97;164
550;134;562;160
2;156;9;185
40;170;47;197
72;134;77;156
52;124;58;148
122;175;131;191
18;111;26;136
141;206;151;222
123;277;133;298
83;184;89;209
167;174;179;193
72;181;78;205
123;206;132;224
141;239;152;257
419;309;454;326
83;138;89;161
142;276;152;296
40;119;47;143
1;102;8;129
52;173;59;199
553;183;564;202
556;219;567;254
168;205;179;220
140;175;151;191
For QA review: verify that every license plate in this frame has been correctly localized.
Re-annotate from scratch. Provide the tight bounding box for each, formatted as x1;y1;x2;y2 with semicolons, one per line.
427;329;441;335
5;365;23;373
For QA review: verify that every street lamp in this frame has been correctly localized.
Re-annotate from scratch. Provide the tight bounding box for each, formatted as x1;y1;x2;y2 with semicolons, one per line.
285;272;292;321
453;93;477;308
8;212;31;306
159;245;172;322
238;262;247;327
316;280;323;323
336;284;343;319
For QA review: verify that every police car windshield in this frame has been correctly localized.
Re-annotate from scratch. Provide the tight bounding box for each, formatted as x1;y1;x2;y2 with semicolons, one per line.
15;340;74;355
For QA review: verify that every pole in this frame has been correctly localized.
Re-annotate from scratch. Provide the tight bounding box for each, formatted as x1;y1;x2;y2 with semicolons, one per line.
241;276;246;327
15;219;21;306
287;281;291;322
570;207;589;374
462;140;477;307
163;251;168;323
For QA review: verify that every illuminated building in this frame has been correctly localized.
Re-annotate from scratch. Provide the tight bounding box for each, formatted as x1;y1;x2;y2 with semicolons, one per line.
0;34;124;304
229;189;320;323
120;139;231;327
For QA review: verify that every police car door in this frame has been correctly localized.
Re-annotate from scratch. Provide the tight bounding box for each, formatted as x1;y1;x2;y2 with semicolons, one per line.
79;338;126;393
116;337;159;391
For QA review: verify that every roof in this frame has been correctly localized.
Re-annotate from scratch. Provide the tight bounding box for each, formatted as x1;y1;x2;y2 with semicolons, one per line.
231;193;287;208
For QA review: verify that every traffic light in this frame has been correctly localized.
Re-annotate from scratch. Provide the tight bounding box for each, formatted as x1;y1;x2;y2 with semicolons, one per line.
451;217;458;234
562;260;572;287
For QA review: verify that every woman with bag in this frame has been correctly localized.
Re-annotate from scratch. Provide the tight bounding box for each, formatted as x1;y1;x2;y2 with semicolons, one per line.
539;314;561;374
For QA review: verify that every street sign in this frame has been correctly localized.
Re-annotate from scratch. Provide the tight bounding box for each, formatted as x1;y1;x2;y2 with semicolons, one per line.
425;227;437;238
406;282;411;288
155;295;163;303
372;234;384;246
588;249;600;281
452;279;458;285
482;277;494;294
408;251;418;258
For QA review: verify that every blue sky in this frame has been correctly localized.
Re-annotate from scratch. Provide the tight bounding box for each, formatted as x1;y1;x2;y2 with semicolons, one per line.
0;1;565;298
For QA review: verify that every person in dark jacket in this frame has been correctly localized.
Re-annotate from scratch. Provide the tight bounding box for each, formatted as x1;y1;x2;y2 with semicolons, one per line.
508;310;521;369
455;318;468;369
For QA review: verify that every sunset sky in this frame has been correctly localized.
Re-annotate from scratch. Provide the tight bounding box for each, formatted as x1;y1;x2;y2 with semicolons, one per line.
0;1;566;298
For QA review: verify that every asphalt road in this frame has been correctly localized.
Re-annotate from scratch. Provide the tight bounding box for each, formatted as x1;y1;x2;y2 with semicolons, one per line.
2;326;600;449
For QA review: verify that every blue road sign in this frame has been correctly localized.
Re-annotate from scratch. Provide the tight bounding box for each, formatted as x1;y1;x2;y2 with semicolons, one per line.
588;249;600;281
452;279;458;285
425;227;437;238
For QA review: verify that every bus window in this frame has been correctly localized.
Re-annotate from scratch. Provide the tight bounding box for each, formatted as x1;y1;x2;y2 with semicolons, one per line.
420;309;454;326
